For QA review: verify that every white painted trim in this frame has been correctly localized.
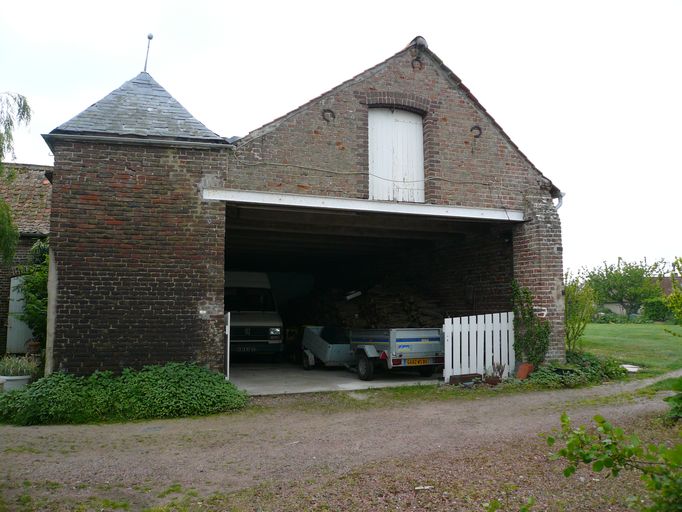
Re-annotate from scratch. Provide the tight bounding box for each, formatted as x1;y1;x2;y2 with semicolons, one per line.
202;188;524;222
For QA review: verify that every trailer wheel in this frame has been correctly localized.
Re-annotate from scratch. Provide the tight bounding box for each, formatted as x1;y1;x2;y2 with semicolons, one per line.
418;366;435;378
302;351;314;370
357;353;375;381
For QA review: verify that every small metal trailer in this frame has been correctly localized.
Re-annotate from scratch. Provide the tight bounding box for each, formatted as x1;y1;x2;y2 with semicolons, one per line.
301;326;354;370
301;326;444;381
349;328;444;381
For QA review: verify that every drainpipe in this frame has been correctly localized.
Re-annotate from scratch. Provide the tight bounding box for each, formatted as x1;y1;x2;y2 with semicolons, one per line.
44;248;57;376
554;192;566;210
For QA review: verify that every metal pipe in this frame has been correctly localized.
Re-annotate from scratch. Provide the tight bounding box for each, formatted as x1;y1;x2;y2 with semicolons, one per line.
555;192;566;210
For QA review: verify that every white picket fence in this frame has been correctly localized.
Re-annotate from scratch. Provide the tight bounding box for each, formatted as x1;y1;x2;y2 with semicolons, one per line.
443;312;515;380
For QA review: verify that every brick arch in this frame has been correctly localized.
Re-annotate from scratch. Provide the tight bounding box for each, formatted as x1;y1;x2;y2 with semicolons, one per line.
362;91;432;115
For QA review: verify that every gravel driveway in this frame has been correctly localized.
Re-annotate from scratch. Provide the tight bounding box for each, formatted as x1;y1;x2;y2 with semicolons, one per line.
1;371;680;511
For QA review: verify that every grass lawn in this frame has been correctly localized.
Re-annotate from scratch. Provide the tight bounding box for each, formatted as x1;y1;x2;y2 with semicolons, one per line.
582;323;682;376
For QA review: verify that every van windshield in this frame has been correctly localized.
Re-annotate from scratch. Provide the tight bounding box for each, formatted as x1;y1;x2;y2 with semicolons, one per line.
225;287;276;312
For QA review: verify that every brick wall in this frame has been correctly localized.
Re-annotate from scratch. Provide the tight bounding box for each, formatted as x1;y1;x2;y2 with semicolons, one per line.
0;236;40;353
513;196;566;361
228;46;564;357
49;44;564;372
387;228;513;320
50;141;228;374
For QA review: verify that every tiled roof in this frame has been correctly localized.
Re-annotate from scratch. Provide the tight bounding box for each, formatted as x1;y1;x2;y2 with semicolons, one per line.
50;72;224;143
0;163;52;235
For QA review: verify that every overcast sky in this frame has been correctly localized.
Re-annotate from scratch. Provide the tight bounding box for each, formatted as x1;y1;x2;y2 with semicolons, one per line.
2;0;680;272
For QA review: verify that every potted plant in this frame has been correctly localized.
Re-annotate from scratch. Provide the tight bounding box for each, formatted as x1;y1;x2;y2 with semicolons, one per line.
512;281;551;379
0;355;38;392
484;362;506;385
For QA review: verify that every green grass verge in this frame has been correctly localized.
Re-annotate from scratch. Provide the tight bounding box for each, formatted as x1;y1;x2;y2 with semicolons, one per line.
581;323;682;377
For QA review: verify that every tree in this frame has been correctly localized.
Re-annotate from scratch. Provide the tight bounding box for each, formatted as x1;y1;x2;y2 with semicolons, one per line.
564;273;596;352
667;257;682;324
0;92;32;265
586;258;664;317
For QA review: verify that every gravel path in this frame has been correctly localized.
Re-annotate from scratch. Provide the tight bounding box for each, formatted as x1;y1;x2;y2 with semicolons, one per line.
1;370;680;511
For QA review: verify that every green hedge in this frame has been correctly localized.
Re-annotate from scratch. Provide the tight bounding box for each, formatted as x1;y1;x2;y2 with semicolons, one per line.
0;363;248;425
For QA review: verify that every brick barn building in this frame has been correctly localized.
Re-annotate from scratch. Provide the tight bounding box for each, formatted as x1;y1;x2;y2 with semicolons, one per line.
42;37;564;375
0;164;52;354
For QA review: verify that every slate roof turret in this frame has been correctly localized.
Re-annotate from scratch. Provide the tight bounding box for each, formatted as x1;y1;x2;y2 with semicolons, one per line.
45;72;225;146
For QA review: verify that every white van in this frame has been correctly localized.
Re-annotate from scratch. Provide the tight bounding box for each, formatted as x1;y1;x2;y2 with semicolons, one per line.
225;272;284;355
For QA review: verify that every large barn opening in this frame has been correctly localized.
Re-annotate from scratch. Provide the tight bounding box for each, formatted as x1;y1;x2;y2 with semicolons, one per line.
222;198;518;393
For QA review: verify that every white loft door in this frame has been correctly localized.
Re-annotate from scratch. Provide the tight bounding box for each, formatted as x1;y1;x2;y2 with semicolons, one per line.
368;108;424;202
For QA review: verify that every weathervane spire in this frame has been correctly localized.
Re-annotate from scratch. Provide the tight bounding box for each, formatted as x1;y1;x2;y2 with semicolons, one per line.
143;33;154;72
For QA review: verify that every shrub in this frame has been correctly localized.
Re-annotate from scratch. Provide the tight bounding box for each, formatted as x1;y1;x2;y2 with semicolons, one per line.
0;363;248;425
527;366;589;388
511;281;551;367
15;239;49;347
593;308;652;324
564;273;596;351
667;257;682;324
0;355;38;376
643;297;672;322
525;351;626;389
548;413;682;512
566;350;627;380
664;378;682;423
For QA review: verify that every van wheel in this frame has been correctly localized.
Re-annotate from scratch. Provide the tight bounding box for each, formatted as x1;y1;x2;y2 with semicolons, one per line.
357;353;374;381
418;366;435;378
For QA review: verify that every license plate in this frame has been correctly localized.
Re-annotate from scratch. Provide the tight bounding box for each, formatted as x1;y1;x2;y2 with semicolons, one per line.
407;358;429;366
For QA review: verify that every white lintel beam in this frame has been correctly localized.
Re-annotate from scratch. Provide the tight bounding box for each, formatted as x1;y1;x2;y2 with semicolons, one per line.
202;189;524;222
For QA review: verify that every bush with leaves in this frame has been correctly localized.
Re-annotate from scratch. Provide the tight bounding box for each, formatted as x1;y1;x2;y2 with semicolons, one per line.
643;297;673;322
586;258;664;318
511;281;551;367
0;362;248;425
664;378;682;423
15;239;49;347
667;258;682;325
564;273;596;351
524;351;626;389
547;413;681;511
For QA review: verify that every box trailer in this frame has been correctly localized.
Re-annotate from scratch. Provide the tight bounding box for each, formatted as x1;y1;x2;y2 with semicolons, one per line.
301;326;444;381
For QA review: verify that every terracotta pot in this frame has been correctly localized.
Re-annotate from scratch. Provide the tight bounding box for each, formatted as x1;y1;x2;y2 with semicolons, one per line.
25;339;41;355
484;376;502;386
516;362;535;380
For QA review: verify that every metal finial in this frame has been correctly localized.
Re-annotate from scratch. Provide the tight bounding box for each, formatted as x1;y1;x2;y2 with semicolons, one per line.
143;33;154;72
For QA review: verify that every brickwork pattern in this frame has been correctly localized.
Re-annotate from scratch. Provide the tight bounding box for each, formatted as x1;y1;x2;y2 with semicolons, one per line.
513;197;566;360
50;141;229;374
48;44;564;372
228;47;564;355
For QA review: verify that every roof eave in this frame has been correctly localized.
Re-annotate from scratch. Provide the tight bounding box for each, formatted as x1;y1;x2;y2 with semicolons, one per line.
42;131;233;153
419;46;562;198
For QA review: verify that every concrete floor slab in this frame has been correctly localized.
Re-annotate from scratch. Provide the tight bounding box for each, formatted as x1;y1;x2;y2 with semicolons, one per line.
228;362;441;395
